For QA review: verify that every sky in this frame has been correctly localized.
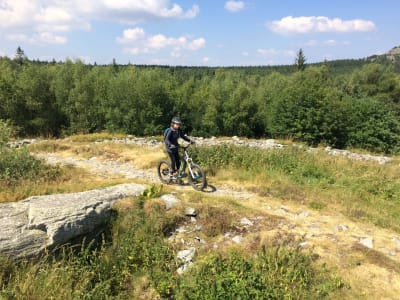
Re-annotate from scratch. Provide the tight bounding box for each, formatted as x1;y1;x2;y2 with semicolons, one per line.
0;0;399;66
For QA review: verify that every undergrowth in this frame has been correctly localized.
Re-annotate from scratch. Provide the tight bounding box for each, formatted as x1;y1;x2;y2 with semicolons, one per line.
0;195;345;299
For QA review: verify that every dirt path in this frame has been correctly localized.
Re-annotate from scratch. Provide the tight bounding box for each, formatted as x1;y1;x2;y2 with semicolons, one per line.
36;150;400;298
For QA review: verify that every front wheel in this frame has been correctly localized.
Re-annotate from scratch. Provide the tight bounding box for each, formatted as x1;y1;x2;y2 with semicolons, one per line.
188;163;206;191
157;160;171;184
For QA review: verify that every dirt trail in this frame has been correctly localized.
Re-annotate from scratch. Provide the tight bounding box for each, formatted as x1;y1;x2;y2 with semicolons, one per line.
36;149;400;298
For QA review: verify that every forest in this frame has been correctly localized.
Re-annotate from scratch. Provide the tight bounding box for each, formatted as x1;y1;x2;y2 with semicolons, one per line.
1;50;400;153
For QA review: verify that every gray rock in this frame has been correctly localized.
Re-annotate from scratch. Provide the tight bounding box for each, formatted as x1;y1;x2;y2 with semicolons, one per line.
177;247;196;263
232;235;244;244
185;207;197;217
0;183;146;259
392;237;400;251
334;224;349;232
359;237;374;249
160;194;181;210
240;217;254;226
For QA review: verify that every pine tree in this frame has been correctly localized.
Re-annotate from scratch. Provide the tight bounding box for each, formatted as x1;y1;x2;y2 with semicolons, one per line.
14;46;27;64
295;48;306;71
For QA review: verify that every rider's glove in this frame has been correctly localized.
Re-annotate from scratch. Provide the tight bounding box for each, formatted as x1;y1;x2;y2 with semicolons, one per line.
190;140;195;145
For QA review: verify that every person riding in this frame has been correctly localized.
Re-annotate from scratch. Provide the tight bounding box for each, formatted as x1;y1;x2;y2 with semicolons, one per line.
165;116;194;179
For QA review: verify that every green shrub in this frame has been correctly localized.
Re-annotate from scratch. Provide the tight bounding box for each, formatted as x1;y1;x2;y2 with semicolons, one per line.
190;144;333;185
0;147;61;185
0;119;14;146
177;246;345;299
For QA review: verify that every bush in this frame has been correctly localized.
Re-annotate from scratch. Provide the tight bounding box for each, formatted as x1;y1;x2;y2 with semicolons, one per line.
0;119;14;146
0;147;61;185
177;246;345;299
190;144;333;184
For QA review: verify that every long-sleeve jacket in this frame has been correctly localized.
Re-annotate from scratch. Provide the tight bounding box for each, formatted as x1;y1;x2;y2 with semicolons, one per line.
165;127;191;153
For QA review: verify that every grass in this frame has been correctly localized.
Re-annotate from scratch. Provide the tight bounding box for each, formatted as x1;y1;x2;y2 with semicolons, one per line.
0;194;346;299
190;144;400;232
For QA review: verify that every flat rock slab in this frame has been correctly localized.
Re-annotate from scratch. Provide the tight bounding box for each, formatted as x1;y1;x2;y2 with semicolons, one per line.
0;183;146;259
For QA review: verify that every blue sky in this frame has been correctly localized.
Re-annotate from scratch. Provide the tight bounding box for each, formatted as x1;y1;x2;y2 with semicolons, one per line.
0;0;399;66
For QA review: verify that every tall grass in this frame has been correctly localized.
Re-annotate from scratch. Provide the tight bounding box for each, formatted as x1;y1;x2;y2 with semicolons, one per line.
191;144;400;231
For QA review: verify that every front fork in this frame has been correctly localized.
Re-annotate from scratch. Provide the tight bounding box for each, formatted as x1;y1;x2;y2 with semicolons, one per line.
182;150;194;177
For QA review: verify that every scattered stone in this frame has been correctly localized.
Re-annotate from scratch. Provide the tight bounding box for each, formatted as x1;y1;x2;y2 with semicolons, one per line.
299;241;309;248
240;217;254;227
232;235;244;244
280;205;290;212
359;237;374;249
185;207;197;217
177;262;193;275
298;211;310;218
160;194;181;210
194;237;206;244
177;247;196;263
392;237;400;251
194;225;203;231
334;224;349;232
176;226;187;234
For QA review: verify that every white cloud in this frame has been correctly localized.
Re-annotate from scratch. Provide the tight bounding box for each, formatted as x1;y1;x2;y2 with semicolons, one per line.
225;1;245;13
0;0;199;46
117;27;205;55
269;16;376;34
202;57;210;63
304;39;351;47
257;48;296;57
38;32;67;44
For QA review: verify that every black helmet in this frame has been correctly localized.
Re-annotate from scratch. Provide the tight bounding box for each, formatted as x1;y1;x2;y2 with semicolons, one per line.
171;116;182;124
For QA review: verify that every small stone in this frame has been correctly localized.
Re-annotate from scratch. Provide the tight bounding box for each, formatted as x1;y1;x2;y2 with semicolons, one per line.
176;226;187;233
298;211;310;218
177;247;196;263
161;194;181;210
240;217;254;226
177;262;193;275
185;207;197;217
359;237;373;249
334;224;349;232
232;235;243;244
194;237;206;244
280;205;290;212
392;237;400;251
299;241;309;248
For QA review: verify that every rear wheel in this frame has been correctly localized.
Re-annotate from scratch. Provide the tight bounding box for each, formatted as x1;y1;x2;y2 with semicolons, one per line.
157;160;172;184
188;163;206;191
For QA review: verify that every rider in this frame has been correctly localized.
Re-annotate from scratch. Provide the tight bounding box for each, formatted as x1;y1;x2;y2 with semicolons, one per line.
165;116;194;179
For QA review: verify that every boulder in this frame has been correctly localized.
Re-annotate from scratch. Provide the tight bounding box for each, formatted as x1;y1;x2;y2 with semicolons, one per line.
0;183;146;259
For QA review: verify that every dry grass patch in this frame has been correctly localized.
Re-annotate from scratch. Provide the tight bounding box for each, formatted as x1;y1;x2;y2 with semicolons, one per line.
0;165;130;203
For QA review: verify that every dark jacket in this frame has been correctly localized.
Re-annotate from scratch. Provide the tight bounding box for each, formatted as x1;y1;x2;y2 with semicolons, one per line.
165;127;191;153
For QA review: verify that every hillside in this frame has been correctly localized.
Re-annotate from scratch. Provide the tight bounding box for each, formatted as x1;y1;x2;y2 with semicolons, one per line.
2;134;400;298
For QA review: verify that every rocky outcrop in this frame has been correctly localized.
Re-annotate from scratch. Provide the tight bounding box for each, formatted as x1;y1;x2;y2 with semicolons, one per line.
0;183;146;259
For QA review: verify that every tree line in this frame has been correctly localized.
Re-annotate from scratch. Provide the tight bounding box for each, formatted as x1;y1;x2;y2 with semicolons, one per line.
0;54;400;153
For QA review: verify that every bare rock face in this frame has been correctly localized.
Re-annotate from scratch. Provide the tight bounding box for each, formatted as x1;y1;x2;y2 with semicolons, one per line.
0;183;146;259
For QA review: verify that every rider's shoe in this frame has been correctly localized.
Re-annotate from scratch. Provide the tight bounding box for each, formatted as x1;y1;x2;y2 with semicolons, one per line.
170;172;178;180
178;172;187;178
